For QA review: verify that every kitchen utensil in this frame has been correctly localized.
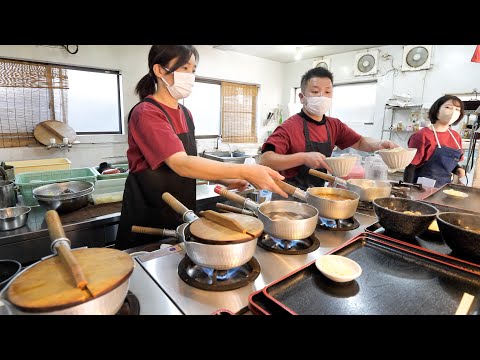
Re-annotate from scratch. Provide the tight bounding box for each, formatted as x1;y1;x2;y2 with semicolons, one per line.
216;203;255;216
372;197;438;237
0;206;31;231
376;147;417;171
214;185;318;240
33;120;77;146
0;180;16;209
2;210;134;315
436;212;480;259
198;210;256;237
323;156;357;177
274;180;359;220
0;260;21;291
161;192;262;270
33;181;94;214
309;169;392;202
0;162;15;181
455;292;475;315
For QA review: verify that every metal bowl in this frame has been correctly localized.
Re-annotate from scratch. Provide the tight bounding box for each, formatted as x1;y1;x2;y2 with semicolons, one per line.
33;181;94;214
0;206;31;231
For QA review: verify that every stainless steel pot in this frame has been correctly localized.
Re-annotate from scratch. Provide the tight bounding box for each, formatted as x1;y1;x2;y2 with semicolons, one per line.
33;181;94;213
275;180;359;220
308;169;392;202
214;186;319;240
0;206;31;231
161;192;259;270
0;180;16;209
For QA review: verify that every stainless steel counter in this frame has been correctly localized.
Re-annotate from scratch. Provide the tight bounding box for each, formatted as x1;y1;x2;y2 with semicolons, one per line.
135;212;377;315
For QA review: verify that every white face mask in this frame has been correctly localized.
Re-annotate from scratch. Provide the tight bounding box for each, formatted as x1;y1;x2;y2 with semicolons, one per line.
438;108;460;126
301;95;331;116
160;66;195;100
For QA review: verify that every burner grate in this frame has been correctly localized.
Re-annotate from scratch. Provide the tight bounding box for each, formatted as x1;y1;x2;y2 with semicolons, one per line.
257;233;320;254
317;216;360;232
116;291;140;315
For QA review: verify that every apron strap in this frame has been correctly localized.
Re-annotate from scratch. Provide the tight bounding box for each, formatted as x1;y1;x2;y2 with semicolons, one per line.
447;128;462;149
430;125;442;148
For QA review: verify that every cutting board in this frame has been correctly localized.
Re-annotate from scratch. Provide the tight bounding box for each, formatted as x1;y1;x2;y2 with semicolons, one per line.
33;120;77;146
7;248;134;312
190;212;264;244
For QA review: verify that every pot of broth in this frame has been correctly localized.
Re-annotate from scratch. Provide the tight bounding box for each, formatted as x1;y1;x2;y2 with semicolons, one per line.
214;186;319;240
308;169;391;202
274;180;359;220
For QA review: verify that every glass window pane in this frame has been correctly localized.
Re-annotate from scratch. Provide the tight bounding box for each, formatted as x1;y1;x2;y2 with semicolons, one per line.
331;82;377;124
183;82;221;136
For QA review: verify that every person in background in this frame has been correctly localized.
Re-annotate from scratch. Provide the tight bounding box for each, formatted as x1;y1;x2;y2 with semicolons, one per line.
260;67;398;191
115;45;287;250
404;95;466;187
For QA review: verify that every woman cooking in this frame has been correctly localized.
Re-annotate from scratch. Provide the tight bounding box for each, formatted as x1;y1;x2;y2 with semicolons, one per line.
115;45;287;250
404;95;466;187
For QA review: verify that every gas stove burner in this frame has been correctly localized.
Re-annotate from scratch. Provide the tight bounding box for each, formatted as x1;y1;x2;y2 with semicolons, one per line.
257;233;320;254
317;216;360;231
357;201;374;212
116;291;140;315
177;255;260;292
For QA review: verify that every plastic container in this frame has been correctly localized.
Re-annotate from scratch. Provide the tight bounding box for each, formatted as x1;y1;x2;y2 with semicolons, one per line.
91;163;129;180
91;178;126;205
364;155;388;181
15;167;97;206
6;158;71;176
341;155;365;180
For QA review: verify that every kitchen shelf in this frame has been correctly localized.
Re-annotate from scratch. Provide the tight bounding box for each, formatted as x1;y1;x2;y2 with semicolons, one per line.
381;104;423;141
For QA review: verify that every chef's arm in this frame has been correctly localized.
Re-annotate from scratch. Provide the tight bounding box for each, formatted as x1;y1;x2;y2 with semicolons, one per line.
351;137;398;152
259;151;308;171
403;164;416;183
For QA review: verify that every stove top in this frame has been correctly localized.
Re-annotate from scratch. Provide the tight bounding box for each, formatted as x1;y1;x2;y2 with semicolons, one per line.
317;217;360;232
136;212;377;315
116;291;140;315
257;233;320;255
177;255;260;291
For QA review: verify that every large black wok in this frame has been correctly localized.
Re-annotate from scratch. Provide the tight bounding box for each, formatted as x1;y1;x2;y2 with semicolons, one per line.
436;212;480;259
373;198;438;238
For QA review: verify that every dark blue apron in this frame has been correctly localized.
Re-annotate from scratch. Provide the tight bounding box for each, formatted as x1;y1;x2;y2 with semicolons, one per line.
414;127;462;188
287;115;332;191
115;98;197;250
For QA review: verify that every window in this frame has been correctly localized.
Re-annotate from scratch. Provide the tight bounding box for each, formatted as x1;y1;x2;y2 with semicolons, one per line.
182;79;221;136
331;81;377;124
182;79;258;143
0;58;122;148
221;82;258;143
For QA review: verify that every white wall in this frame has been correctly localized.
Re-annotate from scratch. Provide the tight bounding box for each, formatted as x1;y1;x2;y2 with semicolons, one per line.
283;45;480;149
0;45;284;166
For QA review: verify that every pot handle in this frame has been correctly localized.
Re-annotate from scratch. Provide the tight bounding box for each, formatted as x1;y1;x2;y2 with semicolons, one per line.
131;225;177;238
308;169;337;183
273;180;297;196
162;192;198;223
199;210;256;237
216;203;255;216
45;210;89;291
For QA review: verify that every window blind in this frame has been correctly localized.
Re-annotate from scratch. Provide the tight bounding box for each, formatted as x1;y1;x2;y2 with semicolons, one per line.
221;82;258;143
0;59;69;147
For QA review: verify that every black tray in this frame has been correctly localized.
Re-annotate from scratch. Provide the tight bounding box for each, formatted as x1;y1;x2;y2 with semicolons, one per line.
263;233;480;315
365;221;480;266
248;289;289;315
421;184;480;215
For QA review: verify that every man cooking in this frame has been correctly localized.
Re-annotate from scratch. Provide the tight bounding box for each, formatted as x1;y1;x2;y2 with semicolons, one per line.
260;67;398;191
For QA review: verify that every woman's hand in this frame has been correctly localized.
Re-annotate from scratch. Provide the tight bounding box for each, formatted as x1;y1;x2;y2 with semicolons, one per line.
455;167;466;178
217;179;250;192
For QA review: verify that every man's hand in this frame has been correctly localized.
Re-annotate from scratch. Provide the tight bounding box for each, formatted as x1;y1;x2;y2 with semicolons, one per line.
218;179;250;192
380;140;399;149
303;152;333;173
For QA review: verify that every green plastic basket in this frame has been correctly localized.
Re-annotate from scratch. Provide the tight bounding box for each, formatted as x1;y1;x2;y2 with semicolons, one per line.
92;163;129;180
15;167;97;206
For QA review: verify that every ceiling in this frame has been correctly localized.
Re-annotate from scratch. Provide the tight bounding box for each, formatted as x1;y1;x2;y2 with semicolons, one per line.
212;45;381;63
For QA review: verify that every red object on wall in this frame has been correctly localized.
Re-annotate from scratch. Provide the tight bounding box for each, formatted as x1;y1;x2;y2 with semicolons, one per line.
472;45;480;63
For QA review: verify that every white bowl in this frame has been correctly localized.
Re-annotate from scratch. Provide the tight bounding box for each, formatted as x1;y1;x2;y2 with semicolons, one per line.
324;156;357;177
377;148;417;171
315;254;362;283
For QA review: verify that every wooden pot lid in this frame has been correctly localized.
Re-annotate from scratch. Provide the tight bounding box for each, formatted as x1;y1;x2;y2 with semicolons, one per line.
7;248;134;313
34;120;77;146
189;213;264;244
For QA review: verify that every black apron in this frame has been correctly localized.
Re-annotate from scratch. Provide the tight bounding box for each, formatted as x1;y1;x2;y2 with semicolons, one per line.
287;114;333;191
414;126;462;188
115;98;197;250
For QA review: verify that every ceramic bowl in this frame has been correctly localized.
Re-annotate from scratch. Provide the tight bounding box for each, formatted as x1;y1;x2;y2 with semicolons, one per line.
315;254;362;283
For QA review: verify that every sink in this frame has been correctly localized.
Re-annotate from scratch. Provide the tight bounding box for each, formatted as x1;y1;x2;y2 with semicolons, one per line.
200;151;251;164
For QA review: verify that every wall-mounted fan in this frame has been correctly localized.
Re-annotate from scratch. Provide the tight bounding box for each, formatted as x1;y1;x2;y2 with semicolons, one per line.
353;49;379;76
401;45;433;71
312;57;330;70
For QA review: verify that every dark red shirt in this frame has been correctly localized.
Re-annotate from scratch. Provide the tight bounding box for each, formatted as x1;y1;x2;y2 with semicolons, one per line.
261;112;362;179
127;96;193;173
408;127;463;166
